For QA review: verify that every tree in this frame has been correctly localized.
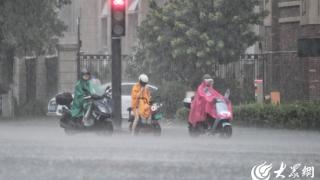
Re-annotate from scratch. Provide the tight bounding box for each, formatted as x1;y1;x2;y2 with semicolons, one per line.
129;0;266;88
0;0;70;91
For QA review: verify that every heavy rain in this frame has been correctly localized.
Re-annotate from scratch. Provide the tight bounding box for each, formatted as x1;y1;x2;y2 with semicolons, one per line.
0;0;320;180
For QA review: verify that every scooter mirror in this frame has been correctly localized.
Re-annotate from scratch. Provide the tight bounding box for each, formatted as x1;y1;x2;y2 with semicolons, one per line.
105;86;112;93
224;89;230;99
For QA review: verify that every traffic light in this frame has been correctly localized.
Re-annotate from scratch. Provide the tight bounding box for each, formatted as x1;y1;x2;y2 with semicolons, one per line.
111;0;126;37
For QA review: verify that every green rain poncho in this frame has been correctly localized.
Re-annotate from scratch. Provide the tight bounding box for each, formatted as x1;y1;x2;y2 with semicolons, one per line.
70;79;96;118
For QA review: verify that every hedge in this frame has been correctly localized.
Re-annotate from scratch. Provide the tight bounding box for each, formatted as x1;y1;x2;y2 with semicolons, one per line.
176;101;320;130
234;102;320;130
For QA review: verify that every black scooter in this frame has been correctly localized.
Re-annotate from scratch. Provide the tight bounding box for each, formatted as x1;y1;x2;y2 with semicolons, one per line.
57;87;114;136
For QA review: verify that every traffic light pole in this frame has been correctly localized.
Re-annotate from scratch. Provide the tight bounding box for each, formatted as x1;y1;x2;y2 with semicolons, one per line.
111;37;122;128
111;0;125;129
76;15;81;79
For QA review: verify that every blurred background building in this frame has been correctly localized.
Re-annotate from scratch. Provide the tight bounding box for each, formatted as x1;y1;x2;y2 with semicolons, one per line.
57;0;165;55
260;0;320;100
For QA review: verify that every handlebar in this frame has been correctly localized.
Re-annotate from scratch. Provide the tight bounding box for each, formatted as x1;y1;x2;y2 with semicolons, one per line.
84;95;100;100
84;96;92;100
84;93;111;101
82;86;112;101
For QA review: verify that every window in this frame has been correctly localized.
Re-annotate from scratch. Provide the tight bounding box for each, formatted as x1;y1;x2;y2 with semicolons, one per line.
298;38;320;57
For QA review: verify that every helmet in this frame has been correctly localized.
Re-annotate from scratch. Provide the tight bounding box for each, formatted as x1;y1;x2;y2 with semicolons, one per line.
138;74;149;83
80;68;91;80
80;68;91;76
202;74;212;80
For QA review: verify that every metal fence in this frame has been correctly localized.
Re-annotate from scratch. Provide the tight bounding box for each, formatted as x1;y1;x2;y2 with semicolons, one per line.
80;54;133;83
79;52;312;103
263;52;308;102
80;54;111;83
215;52;309;103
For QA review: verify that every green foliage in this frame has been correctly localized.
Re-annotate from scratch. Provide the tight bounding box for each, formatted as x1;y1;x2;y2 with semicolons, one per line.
0;0;70;54
128;0;266;87
175;107;190;124
175;101;320;129
158;81;189;118
234;102;320;130
0;0;69;91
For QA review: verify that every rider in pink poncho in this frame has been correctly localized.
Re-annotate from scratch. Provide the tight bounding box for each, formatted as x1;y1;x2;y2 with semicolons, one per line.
188;74;225;127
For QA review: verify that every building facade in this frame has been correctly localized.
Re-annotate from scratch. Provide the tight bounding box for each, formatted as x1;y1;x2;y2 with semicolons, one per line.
260;0;320;100
58;0;162;55
55;0;165;94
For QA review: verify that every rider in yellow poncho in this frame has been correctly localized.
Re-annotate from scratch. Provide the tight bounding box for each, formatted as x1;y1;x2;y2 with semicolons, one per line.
131;74;151;135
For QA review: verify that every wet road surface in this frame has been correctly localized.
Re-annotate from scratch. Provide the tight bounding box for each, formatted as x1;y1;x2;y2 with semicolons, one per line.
0;117;319;180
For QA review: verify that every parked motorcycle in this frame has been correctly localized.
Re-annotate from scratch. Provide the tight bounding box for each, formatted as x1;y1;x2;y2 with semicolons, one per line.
128;97;163;136
57;87;114;136
184;90;233;138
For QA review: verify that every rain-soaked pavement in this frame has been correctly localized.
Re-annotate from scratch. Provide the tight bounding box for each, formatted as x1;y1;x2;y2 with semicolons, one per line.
0;117;319;180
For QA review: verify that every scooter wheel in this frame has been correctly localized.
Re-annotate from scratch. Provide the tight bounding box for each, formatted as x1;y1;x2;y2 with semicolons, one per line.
153;123;161;136
188;123;201;138
220;125;232;138
97;121;113;136
60;119;68;128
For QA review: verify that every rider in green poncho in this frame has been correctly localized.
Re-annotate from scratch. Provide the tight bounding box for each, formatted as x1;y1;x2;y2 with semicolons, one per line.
70;68;96;120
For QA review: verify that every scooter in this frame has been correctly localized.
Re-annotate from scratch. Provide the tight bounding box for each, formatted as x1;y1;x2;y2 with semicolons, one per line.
184;90;233;138
57;87;114;136
128;97;163;136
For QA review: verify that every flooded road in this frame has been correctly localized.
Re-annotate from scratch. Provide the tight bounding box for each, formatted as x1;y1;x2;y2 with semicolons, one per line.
0;118;319;180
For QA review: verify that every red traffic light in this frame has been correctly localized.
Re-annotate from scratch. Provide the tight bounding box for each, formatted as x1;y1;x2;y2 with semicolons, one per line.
111;0;126;37
112;0;125;7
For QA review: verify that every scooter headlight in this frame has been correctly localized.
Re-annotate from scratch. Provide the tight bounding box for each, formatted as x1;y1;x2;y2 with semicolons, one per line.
151;105;157;112
218;111;231;117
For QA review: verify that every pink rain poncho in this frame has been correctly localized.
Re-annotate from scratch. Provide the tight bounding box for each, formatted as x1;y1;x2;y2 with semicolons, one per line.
188;81;229;126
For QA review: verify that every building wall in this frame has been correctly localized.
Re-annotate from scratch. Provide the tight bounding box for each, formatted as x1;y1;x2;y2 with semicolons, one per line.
279;23;300;51
12;56;50;105
308;58;320;99
57;43;78;93
301;0;320;25
36;56;48;102
13;57;27;106
261;0;320;100
55;0;168;86
58;0;101;54
58;0;166;55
